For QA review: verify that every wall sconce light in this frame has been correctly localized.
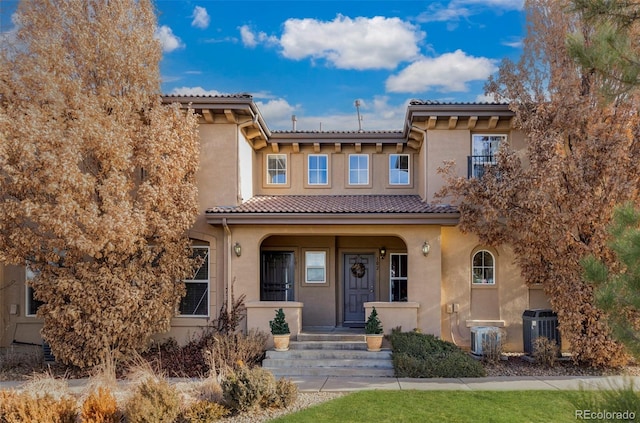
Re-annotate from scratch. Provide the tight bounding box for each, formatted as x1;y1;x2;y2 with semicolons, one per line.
233;242;242;257
379;247;386;259
422;241;430;256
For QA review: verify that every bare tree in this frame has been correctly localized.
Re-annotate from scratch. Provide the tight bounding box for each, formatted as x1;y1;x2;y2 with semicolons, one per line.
0;0;199;367
438;0;640;366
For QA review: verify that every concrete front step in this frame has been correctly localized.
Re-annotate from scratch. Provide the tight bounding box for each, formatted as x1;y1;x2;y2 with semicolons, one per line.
262;332;395;378
265;349;391;360
265;367;395;377
290;340;369;350
297;333;365;342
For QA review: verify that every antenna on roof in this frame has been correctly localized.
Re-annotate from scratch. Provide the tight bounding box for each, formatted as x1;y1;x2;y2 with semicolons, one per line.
355;100;363;132
291;115;297;131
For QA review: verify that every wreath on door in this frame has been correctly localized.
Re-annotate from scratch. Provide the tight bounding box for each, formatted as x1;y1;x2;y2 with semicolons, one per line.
350;262;366;278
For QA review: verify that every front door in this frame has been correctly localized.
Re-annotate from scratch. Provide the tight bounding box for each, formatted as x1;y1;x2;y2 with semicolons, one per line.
343;254;375;326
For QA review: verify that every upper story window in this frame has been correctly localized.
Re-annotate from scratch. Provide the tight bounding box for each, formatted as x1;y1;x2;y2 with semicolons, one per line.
469;134;507;178
308;154;328;185
348;154;369;185
266;154;287;185
472;250;495;285
389;154;410;185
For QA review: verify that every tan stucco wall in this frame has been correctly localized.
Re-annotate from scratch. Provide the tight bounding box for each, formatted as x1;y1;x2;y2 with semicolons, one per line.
256;144;419;196
440;226;534;352
0;264;44;346
424;128;525;204
225;224;444;336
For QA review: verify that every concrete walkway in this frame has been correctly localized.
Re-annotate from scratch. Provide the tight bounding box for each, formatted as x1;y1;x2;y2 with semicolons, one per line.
291;375;640;392
2;375;640;393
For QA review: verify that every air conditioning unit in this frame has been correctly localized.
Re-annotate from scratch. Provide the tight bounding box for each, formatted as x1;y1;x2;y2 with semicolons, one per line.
470;326;501;356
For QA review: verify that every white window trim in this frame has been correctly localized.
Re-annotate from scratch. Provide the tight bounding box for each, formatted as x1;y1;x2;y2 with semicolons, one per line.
390;253;408;302
472;250;496;285
348;154;369;186
305;251;327;284
389;154;410;185
179;246;210;317
266;154;288;185
471;134;507;156
307;154;329;186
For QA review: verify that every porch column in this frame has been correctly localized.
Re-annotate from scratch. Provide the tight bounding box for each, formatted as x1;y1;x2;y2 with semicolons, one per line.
406;227;442;336
246;301;303;348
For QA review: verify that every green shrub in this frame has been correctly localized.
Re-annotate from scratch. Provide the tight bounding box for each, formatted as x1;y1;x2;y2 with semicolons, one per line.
0;390;77;423
221;366;277;412
365;307;383;335
124;378;181;423
390;330;459;357
390;330;486;378
178;400;229;423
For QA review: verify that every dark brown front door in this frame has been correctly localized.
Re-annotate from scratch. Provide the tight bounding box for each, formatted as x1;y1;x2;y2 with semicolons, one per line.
343;254;375;326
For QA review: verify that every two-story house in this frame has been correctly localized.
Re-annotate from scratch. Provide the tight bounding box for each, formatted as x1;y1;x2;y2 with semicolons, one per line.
0;94;550;352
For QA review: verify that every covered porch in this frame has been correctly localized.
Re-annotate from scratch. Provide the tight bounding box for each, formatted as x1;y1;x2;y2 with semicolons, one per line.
206;195;460;345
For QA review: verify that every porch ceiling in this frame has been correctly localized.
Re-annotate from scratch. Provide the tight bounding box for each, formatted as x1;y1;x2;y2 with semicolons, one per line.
206;195;460;225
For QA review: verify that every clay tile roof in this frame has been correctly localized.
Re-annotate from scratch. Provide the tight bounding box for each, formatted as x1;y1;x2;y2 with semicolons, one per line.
206;195;458;214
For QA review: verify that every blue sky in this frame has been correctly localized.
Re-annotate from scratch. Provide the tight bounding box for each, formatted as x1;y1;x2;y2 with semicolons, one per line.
1;0;525;131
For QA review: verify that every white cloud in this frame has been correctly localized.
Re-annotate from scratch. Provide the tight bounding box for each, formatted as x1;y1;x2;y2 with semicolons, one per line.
170;86;225;96
502;36;523;48
278;15;424;70
417;0;523;24
191;6;210;29
239;25;257;47
386;50;498;93
239;25;278;48
256;98;298;127
259;96;409;131
155;25;184;52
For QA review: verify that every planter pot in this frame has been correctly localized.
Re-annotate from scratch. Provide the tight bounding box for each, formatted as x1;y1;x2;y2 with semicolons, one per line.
365;334;384;352
273;334;290;351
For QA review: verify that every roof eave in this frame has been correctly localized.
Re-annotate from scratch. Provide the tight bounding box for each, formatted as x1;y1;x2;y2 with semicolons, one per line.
206;212;461;226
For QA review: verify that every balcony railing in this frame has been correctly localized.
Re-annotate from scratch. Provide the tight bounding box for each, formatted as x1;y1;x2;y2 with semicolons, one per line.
468;155;496;179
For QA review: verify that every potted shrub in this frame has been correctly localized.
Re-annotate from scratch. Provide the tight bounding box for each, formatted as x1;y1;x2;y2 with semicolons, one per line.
365;307;384;352
269;308;291;351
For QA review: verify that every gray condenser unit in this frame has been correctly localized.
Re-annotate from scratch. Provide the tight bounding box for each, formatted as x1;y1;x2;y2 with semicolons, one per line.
522;309;561;354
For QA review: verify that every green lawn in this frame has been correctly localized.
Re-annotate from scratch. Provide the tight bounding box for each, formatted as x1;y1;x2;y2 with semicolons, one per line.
272;390;585;423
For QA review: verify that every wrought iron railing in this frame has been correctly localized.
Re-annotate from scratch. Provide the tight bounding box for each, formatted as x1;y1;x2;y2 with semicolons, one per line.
468;155;497;178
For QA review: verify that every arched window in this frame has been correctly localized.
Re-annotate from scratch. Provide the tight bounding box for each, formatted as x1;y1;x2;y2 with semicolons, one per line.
472;250;495;285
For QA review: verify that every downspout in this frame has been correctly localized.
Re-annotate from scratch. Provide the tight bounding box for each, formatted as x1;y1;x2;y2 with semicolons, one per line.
222;218;233;311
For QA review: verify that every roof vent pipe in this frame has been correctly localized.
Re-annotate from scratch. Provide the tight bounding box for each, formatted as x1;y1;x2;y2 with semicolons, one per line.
291;115;297;131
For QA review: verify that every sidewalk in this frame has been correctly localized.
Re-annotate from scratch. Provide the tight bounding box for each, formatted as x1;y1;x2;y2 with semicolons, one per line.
2;375;640;393
290;375;640;392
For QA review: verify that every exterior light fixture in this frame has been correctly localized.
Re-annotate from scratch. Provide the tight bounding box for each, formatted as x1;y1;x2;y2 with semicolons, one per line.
233;242;242;257
422;241;430;256
379;247;387;259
